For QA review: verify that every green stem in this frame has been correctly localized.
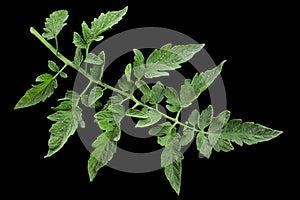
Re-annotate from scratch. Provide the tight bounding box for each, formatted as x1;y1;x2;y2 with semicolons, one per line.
80;81;93;97
55;35;59;55
99;81;129;97
85;43;91;71
131;103;139;109
30;27;90;78
74;80;93;107
30;27;201;134
175;109;181;121
53;64;67;79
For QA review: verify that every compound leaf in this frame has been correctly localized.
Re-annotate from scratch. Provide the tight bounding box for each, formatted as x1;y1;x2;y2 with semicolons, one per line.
88;132;117;181
15;74;57;109
88;86;103;107
198;105;213;131
136;80;151;103
135;109;162;128
118;74;135;92
126;108;148;119
125;63;132;82
164;159;182;195
220;119;283;146
213;138;234;152
73;48;83;68
48;60;59;72
180;128;195;146
191;60;226;97
45;103;84;157
42;10;68;40
187;109;199;127
149;81;165;104
73;32;88;49
133;49;145;79
86;51;105;81
164;86;181;113
145;44;204;78
161;134;183;195
82;6;128;44
180;80;196;108
59;72;68;78
196;132;212;158
149;122;173;136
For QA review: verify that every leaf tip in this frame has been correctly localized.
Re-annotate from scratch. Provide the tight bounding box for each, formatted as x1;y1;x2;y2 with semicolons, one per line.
44;150;55;158
89;176;95;182
43;154;50;159
13;103;21;110
123;6;129;12
14;101;29;110
175;188;181;196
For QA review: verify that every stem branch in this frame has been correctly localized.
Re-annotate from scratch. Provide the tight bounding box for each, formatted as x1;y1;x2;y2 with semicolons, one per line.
30;27;202;134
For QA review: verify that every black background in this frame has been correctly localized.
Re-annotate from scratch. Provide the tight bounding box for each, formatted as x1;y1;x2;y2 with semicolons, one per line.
2;0;297;199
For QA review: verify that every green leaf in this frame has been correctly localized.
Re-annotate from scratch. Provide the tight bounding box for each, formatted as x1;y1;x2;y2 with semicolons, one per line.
157;128;179;147
73;48;83;69
157;135;172;146
59;72;68;78
80;94;89;107
161;133;182;166
220;119;283;146
208;110;231;134
164;159;182;195
196;132;212;158
125;63;132;82
92;7;128;36
207;110;231;147
14;75;57;109
82;6;128;44
136;80;151;103
88;51;105;81
51;100;72;111
133;49;145;79
180;79;196;108
48;60;59;72
135;109;162;128
73;32;87;49
95;111;114;130
118;75;134;92
94;101;123;141
88;86;103;107
180;128;194;146
191;60;226;96
188;109;199;127
198;105;213;131
109;95;123;105
109;105;126;126
85;52;104;65
60;90;80;103
45;105;84;157
145;44;204;78
149;82;165;104
213;138;234;152
164;86;181;113
81;22;91;43
161;134;183;195
126;108;148;119
42;10;68;40
144;71;169;79
35;73;53;82
88;132;117;181
149;122;173;136
88;154;106;182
